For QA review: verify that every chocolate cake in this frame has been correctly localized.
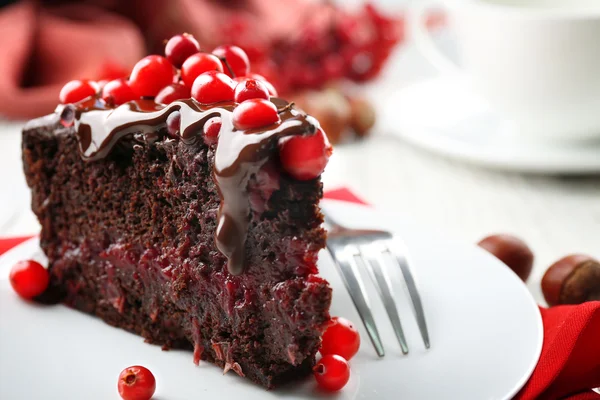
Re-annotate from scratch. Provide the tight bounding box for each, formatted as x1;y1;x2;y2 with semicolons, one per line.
22;88;332;387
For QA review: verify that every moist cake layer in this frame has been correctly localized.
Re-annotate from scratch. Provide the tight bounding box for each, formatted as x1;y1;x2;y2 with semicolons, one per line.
22;101;332;387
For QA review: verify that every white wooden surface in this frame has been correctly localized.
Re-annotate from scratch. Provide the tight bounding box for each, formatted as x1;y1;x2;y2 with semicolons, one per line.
0;42;599;306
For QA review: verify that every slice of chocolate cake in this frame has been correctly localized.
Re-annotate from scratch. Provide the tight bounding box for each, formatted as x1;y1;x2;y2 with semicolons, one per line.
21;45;332;388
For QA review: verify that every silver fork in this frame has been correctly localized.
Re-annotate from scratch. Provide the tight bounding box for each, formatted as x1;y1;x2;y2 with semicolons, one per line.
323;210;430;357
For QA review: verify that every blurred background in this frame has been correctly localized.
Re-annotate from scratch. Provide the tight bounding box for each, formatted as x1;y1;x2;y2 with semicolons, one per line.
0;0;598;303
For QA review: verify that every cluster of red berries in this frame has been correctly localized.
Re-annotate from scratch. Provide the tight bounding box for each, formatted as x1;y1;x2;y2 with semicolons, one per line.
58;34;276;109
222;3;402;94
58;34;331;181
313;316;361;391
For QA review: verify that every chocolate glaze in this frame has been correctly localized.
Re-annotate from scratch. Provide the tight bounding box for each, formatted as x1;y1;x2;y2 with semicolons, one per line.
59;97;318;275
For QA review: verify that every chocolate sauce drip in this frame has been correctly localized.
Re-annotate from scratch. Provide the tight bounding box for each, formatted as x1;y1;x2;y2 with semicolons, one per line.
214;99;318;275
61;97;318;275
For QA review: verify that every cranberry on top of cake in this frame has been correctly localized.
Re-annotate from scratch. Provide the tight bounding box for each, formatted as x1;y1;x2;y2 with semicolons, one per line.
58;35;332;275
59;40;332;183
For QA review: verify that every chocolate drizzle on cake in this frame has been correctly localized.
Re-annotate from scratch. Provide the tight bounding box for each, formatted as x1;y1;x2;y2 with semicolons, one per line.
60;97;318;275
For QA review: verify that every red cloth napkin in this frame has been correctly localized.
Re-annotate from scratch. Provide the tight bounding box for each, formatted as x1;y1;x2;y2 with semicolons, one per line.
2;188;599;399
0;235;34;255
0;1;144;119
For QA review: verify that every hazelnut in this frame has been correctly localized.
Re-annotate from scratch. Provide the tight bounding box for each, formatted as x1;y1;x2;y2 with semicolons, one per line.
348;96;376;137
477;234;534;282
292;88;351;144
541;255;600;306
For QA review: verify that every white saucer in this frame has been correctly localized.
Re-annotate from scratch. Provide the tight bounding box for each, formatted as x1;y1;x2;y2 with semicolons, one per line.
0;200;543;399
382;76;600;174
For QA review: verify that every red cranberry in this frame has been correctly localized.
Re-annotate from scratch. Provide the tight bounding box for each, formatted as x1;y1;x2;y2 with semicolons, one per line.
166;111;181;138
313;354;350;392
232;98;280;130
9;260;49;300
129;55;175;97
59;80;98;104
164;33;200;68
181;53;224;88
191;71;236;104
212;45;250;78
234;79;270;103
320;317;360;360
246;73;278;96
203;117;222;145
155;83;190;104
279;127;332;180
117;365;156;400
101;79;137;106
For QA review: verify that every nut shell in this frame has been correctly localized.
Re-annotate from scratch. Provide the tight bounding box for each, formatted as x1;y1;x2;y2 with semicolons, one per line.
348;96;376;137
293;89;351;144
477;234;534;282
542;255;600;306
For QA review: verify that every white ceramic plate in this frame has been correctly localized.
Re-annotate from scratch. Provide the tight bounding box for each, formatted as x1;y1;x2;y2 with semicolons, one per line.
0;200;543;399
382;76;600;174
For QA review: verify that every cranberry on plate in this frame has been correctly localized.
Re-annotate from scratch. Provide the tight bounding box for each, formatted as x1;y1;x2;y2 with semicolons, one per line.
320;316;361;360
9;260;49;300
118;365;156;400
313;354;351;392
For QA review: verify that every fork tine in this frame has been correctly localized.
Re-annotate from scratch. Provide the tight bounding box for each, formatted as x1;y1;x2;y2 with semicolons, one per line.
386;240;431;349
327;245;385;357
359;244;409;354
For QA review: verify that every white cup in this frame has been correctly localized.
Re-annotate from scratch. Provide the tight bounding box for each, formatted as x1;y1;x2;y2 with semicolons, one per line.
410;0;600;142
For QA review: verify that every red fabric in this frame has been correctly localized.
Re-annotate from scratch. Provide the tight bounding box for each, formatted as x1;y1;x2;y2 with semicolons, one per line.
2;187;599;398
0;1;145;119
0;235;33;255
322;187;370;206
517;304;600;400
